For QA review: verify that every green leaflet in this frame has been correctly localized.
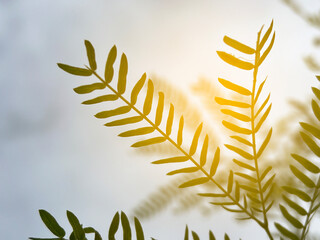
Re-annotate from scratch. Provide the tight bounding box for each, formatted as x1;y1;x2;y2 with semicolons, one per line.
95;106;131;119
108;212;120;240
198;193;226;198
66;211;85;240
57;63;92;76
258;33;275;66
312;99;320;121
166;104;174;135
215;97;251;108
290;165;315;188
218;78;251;95
118;127;154;137
221;109;250;122
223;35;255;54
279;205;303;229
282;186;311;202
189;123;203;155
177;116;184;146
105;45;117;83
260;166;272;181
254;104;271;133
105;116;143;127
259;20;274;51
192;231;200;240
235;172;256;182
73;82;105;94
155;92;164;126
167;167;198;175
152;156;189;164
224;233;230;240
282;195;307;215
118;53;128;94
239;184;258;193
262;174;275;192
230;135;252;146
143;80;154;115
82;94;118;105
300;122;320;139
84;40;97;70
131;137;166;148
222;120;251;135
209;231;216;240
217;51;254;70
291;153;320;173
233;159;255;171
256;128;272;158
312;87;320;101
225;144;253;160
254;94;270;119
38;210;65;238
184;226;189;240
300;131;320;157
254;78;267;104
83;227;102;240
134;217;144;240
179;177;209;188
274;222;299;240
209;147;220;177
121;212;132;240
131;73;147;105
200;135;209;166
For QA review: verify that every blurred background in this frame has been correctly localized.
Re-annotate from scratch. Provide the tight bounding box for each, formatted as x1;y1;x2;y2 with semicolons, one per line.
1;0;320;239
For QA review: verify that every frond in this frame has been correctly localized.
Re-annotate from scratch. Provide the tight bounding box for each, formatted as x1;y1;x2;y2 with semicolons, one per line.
275;76;320;240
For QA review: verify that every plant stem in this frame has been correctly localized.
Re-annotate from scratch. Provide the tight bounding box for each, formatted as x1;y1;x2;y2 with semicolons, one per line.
250;29;273;240
300;176;320;240
88;67;265;229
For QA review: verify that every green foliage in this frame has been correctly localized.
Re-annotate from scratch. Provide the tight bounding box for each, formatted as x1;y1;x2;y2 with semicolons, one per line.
31;21;320;239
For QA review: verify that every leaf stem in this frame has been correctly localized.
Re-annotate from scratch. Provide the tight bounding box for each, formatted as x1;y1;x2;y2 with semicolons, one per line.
250;29;273;240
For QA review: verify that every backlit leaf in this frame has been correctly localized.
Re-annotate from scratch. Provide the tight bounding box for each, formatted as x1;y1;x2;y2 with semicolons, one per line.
300;131;320;157
215;97;250;108
118;127;154;137
108;212;120;240
279;205;303;229
254;104;271;133
259;20;273;51
300;122;320;139
152;156;189;164
312;100;320;121
104;45;117;83
210;147;220;177
217;51;254;70
179;177;209;188
121;212;131;240
221;109;250;122
189;123;203;155
74;83;105;94
82;94;118;105
143;80;154;115
233;159;255;171
227;171;234;193
223;35;255;54
290;165;315;188
105;116;143;127
291;154;320;173
155;92;164;126
218;78;251;95
118;53;128;94
200;135;209;166
254;77;267;104
131;73;147;105
39;210;65;238
225;144;254;160
312;87;320;101
134;217;144;240
257;128;272;158
192;231;200;240
282;195;307;215
166;104;174;135
230;136;252;146
223;120;251;134
275;222;299;240
131;137;166;148
84;40;97;70
167;167;198;175
282;186;311;202
66;211;85;240
95;106;131;119
57;63;92;76
258;32;275;66
255;94;270;119
177;116;184;146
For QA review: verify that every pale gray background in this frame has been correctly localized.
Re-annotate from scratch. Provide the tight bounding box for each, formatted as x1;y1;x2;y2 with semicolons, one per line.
1;0;319;239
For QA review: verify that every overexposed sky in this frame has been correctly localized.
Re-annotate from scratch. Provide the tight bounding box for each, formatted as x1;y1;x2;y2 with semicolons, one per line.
1;0;320;239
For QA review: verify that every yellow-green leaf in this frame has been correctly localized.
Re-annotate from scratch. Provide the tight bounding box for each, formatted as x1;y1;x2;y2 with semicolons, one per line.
131;137;166;148
104;45;117;83
39;210;65;238
200;135;209;166
167;167;198;175
84;40;97;70
117;53;128;94
259;20;274;51
108;212;120;240
166;104;174;135
57;63;92;76
179;177;209;188
155;92;164;126
300;131;320;157
222;120;251;135
215;97;250;108
282;186;311;202
143;80;154;115
152;156;189;164
291;154;320;173
74;83;105;94
221;109;250;122
105;116;143;127
218;78;251;95
217;51;254;70
223;35;255;54
189;123;203;155
95;106;131;119
131;73;147;105
177;116;184;146
210;147;220;177
82;94;118;105
290;165;315;188
118;127;154;137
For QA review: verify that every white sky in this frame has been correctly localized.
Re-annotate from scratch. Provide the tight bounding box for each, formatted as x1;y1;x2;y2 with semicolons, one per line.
1;0;320;239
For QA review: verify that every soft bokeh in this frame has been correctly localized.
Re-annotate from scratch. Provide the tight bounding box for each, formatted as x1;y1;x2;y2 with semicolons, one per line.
1;0;320;239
